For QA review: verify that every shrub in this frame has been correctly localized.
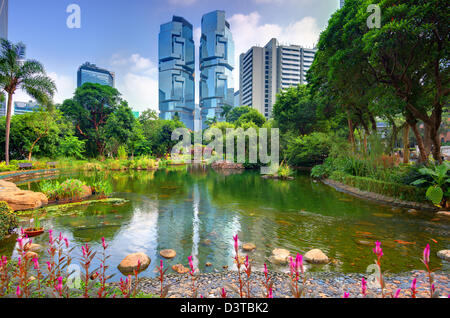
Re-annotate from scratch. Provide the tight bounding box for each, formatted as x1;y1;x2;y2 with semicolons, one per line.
0;162;18;172
285;132;334;167
0;202;18;241
40;179;86;201
91;180;113;197
117;146;128;160
277;162;293;179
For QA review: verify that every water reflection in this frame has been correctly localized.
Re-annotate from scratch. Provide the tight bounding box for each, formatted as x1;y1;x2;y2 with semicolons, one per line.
5;168;449;280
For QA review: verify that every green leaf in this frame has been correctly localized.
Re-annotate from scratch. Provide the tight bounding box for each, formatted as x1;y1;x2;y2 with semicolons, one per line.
411;179;428;186
426;186;444;206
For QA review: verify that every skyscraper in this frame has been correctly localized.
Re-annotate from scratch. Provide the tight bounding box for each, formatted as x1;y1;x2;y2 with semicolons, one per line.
200;10;234;125
0;0;7;40
239;38;316;118
77;62;115;88
158;16;195;130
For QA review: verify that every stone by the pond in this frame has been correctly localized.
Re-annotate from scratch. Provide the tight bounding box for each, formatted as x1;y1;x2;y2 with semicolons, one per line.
117;253;150;275
437;250;450;262
356;240;372;246
24;243;42;253
172;264;190;274
242;243;256;251
160;249;177;259
206;262;212;267
0;180;48;211
271;248;290;265
408;209;418;214
304;249;329;264
436;211;450;218
24;251;38;260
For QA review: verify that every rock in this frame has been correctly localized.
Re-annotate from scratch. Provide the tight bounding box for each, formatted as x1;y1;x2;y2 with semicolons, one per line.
355;240;372;246
90;272;99;280
211;161;244;170
160;249;177;259
408;209;418;214
24;243;42;253
172;264;190;274
202;239;212;246
436;211;450;218
0;180;48;211
24;251;38;260
304;249;329;264
205;262;212;267
242;243;256;251
81;185;93;199
271;248;290;265
437;250;450;262
117;253;151;275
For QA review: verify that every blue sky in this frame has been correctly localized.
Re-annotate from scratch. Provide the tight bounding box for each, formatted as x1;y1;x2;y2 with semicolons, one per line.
9;0;340;112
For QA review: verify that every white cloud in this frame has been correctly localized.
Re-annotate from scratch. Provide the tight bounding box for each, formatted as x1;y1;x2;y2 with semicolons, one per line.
228;11;320;88
110;53;159;113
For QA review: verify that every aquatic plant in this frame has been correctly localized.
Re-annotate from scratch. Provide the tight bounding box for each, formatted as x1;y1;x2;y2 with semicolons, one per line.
277;161;293;179
288;253;306;298
91;180;113;197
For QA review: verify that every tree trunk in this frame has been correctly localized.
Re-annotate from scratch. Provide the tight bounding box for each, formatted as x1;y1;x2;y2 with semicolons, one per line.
403;125;410;164
347;115;356;152
4;93;13;165
409;121;428;163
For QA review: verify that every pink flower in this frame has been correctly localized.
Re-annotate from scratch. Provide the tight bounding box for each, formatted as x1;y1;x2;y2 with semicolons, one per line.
233;234;239;252
394;289;401;298
343;292;350;298
295;253;304;273
16;237;23;249
160;260;164;271
48;229;53;243
423;244;430;266
264;263;268;277
56;276;63;293
411;278;417;293
64;237;69;248
33;258;39;270
58;232;63;241
101;237;107;249
188;256;195;275
244;255;249;269
46;261;52;272
16;286;21;297
268;288;273;298
373;241;383;258
221;288;227;298
361;278;367;296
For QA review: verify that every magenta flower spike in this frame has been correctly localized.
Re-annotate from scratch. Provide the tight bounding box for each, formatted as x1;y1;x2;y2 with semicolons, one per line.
411;278;417;292
233;234;239;252
264;263;268;276
373;241;383;258
343;292;350;298
361;278;367;296
64;237;69;248
16;286;21;297
268;288;273;298
394;289;401;298
423;244;430;266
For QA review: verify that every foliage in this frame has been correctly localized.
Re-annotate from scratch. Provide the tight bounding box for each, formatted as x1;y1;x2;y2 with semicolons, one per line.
226;106;252;123
91;180;113;197
285;133;334;167
117;146;128;160
411;162;450;206
272;85;318;136
58;135;85;160
236;109;266;127
39;179;86;201
277;162;293;179
0;202;17;241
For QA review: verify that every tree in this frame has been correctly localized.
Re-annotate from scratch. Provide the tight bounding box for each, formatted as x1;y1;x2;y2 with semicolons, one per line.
272;85;318;135
221;105;233;120
227;106;252;123
61;83;128;158
0;40;56;164
236;109;266;127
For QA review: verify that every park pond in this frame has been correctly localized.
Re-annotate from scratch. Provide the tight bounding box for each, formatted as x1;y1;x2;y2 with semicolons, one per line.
1;165;449;281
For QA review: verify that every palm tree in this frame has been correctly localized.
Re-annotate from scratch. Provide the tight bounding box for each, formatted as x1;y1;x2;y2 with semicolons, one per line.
0;40;56;164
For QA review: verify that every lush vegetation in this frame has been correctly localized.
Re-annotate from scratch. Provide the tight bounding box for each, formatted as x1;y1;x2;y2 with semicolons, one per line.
0;202;17;241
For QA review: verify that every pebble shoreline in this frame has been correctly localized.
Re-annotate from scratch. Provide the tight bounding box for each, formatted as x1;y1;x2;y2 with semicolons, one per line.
122;270;450;298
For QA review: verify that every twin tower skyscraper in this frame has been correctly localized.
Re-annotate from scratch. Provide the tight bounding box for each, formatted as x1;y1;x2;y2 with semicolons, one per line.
158;10;234;130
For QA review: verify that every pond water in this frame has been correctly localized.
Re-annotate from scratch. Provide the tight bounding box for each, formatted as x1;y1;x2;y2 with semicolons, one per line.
2;166;449;280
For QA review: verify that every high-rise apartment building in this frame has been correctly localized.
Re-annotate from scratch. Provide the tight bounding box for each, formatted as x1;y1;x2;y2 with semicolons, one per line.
239;38;316;118
0;0;8;40
77;62;115;88
200;10;235;125
158;16;195;130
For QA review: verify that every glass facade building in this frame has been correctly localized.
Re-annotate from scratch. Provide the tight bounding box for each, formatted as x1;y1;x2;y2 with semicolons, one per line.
14;101;40;115
200;10;234;125
0;0;7;40
158;16;195;130
77;62;115;88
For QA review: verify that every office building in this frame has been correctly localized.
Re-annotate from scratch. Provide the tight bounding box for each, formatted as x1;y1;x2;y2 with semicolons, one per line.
0;101;6;117
340;0;345;8
77;62;115;88
234;90;240;108
239;38;316;118
199;10;234;125
14;101;40;115
0;0;7;40
158;16;195;130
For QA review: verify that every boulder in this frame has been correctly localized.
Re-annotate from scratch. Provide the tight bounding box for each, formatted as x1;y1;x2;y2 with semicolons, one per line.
24;251;38;260
24;243;42;253
117;252;150;275
80;185;92;199
172;264;190;274
242;243;256;252
437;250;450;262
160;249;176;259
0;180;48;211
211;161;244;170
436;211;450;218
304;249;329;264
271;248;290;265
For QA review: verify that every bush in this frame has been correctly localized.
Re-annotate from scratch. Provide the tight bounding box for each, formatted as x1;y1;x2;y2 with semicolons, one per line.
117;146;128;160
285;132;334;167
39;179;87;201
91;180;113;197
0;202;18;241
0;162;19;172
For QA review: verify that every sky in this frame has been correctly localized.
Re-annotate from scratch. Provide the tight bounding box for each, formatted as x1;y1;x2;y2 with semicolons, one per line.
9;0;340;112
